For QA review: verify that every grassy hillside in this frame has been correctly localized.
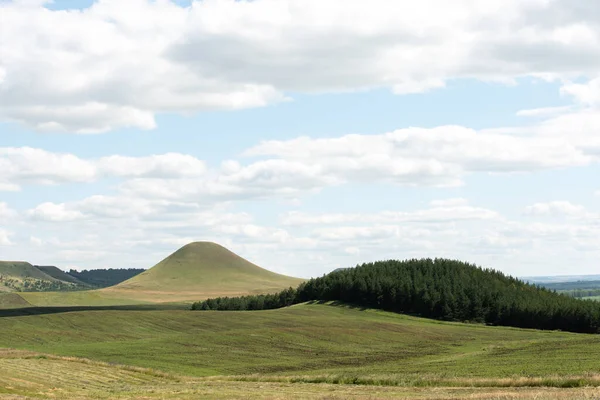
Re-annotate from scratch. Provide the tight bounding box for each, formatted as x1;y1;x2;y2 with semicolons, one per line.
1;303;600;379
2;349;599;399
34;265;86;285
103;242;304;302
17;290;152;307
0;293;32;309
0;261;57;282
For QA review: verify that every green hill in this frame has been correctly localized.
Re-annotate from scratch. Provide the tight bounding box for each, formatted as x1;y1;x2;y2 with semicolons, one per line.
103;242;304;302
0;261;58;282
195;258;600;334
34;266;86;285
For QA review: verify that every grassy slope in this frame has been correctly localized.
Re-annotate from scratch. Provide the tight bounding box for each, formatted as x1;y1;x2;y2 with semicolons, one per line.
18;290;152;307
0;261;58;282
1;303;599;379
0;293;32;309
102;241;304;302
2;350;599;400
34;265;85;285
17;242;304;307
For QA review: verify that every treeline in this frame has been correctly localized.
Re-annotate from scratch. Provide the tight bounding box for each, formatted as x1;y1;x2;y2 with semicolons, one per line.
563;289;600;299
192;288;297;311
192;258;600;334
67;268;145;287
541;281;600;291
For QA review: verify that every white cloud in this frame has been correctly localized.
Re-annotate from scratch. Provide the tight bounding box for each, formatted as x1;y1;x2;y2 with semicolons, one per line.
561;78;600;106
28;202;85;222
244;124;594;189
516;106;573;117
281;202;500;226
0;147;96;187
524;201;591;218
2;0;600;132
97;154;207;178
29;236;44;246
0;147;208;189
0;230;13;246
0;203;17;220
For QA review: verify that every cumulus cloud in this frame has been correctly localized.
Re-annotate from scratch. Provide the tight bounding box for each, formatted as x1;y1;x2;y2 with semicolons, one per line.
281;201;499;226
244;124;595;189
0;147;96;187
0;203;17;221
0;147;207;189
2;0;600;132
97;154;207;178
561;77;600;106
524;201;591;218
28;202;86;222
0;230;13;246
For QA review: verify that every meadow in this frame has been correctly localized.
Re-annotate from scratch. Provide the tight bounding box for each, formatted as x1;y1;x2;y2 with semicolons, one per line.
3;247;600;399
2;303;600;379
5;350;600;400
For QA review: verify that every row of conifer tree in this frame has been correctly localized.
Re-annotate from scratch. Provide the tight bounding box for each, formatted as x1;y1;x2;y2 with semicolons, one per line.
191;258;600;334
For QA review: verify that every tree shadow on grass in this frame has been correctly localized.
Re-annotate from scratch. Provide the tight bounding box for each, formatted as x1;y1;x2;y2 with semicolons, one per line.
0;303;187;317
306;300;369;311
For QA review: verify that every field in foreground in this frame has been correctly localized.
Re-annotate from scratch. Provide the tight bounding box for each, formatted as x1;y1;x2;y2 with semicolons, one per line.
2;349;600;400
1;302;600;380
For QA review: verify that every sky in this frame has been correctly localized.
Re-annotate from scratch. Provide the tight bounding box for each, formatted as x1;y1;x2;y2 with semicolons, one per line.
0;0;599;278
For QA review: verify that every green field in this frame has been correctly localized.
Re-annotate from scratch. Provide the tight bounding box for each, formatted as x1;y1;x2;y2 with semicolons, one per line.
2;303;600;398
2;249;600;399
18;289;152;307
2;303;600;378
0;293;32;309
5;350;600;400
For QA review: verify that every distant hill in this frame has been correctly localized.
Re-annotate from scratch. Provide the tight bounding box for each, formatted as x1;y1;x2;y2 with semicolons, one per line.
105;242;304;302
0;261;58;282
0;262;141;294
35;266;87;285
523;275;600;284
67;268;145;288
0;261;72;292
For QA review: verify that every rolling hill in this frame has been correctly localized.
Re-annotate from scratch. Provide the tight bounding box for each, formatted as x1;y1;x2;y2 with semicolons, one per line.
101;242;304;303
0;261;58;282
16;242;304;306
2;303;600;384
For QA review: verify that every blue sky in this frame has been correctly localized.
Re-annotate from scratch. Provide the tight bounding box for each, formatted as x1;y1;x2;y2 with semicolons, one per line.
1;0;599;278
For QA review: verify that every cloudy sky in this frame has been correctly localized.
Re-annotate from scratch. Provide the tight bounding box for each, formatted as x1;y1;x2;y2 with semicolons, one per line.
1;0;599;278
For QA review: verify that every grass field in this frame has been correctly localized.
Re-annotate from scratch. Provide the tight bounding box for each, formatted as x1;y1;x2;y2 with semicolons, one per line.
2;303;600;399
1;302;600;379
18;290;153;307
2;349;600;400
0;293;32;309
